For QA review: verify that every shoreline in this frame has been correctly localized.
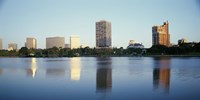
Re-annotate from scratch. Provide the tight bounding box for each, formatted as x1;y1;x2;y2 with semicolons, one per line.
1;55;200;58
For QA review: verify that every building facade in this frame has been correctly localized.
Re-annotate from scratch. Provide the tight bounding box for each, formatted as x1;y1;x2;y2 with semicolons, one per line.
152;21;170;47
8;43;17;51
70;35;80;49
96;20;112;47
0;38;2;50
127;40;144;49
178;38;188;45
46;37;65;49
26;37;37;49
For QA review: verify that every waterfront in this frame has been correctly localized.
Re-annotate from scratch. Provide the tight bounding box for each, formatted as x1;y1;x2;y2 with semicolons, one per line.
0;57;200;100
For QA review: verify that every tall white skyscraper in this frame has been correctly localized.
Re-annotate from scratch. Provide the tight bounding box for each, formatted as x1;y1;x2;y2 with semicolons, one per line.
70;35;80;49
96;20;112;47
46;37;65;49
26;37;37;49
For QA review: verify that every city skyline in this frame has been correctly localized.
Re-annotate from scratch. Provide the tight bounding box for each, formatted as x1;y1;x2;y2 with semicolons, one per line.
0;0;200;49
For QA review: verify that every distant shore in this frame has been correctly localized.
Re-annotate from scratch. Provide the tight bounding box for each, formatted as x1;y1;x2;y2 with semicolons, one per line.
1;54;200;58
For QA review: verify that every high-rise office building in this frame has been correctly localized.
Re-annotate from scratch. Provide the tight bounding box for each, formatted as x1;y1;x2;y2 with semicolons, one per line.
0;38;2;50
8;43;17;51
25;37;37;49
152;21;170;47
46;37;65;49
70;35;80;49
96;20;112;47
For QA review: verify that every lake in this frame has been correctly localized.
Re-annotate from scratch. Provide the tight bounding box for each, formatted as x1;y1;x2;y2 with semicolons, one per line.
0;57;200;100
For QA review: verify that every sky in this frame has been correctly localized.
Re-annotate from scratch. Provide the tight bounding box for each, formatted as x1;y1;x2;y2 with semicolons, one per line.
0;0;200;49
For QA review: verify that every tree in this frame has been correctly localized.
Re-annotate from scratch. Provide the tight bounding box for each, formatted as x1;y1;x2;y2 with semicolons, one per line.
147;45;168;55
47;47;59;57
19;47;28;56
193;42;200;52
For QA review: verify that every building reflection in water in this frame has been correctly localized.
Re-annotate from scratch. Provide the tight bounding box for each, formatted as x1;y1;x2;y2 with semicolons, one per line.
70;58;81;81
46;68;66;77
0;68;3;76
96;57;112;93
27;58;37;78
153;57;171;94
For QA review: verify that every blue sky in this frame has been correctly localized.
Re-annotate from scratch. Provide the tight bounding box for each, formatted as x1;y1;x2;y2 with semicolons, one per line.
0;0;200;49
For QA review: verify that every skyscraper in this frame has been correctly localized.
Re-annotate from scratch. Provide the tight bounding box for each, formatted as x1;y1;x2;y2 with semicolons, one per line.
46;37;65;49
0;38;2;50
8;43;17;51
70;35;80;49
96;20;112;47
25;37;37;49
152;21;170;47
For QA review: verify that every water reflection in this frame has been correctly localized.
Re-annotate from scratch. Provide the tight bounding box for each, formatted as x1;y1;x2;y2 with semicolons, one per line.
70;58;81;81
0;68;2;76
26;58;37;78
96;57;112;93
153;57;171;94
46;69;66;77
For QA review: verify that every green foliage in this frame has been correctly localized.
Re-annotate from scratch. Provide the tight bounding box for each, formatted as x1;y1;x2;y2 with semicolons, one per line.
1;43;200;57
147;43;200;55
193;43;200;52
147;45;168;55
19;47;29;56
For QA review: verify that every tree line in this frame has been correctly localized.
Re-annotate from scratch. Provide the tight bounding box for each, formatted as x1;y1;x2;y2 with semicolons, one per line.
0;42;200;57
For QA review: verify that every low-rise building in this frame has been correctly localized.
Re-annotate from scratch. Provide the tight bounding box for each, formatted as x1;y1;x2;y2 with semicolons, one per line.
8;43;17;51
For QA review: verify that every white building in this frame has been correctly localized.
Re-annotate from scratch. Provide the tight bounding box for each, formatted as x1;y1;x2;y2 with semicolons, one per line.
25;37;37;49
8;43;17;51
127;40;144;49
46;37;65;49
70;35;80;49
178;38;188;45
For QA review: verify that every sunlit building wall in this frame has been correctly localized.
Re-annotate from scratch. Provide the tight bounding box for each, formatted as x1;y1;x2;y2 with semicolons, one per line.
152;21;170;47
129;40;135;45
70;35;80;49
46;37;65;49
178;38;188;45
8;43;17;51
26;37;37;49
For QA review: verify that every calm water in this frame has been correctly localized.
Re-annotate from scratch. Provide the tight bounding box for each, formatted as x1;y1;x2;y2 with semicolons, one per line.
0;57;200;100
